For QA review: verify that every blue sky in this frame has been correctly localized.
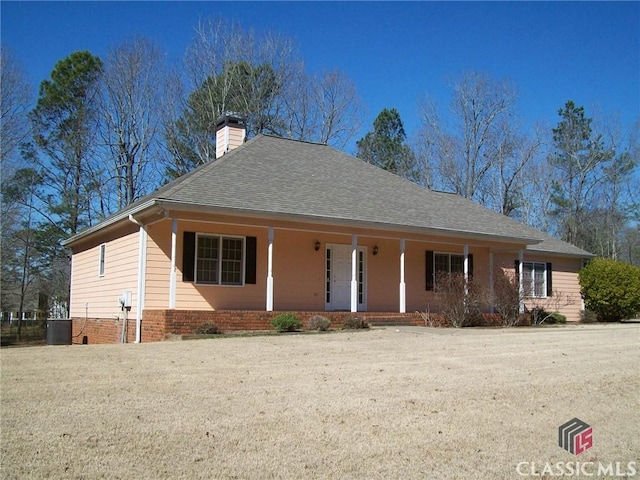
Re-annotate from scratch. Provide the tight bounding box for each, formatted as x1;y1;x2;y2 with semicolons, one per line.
2;1;639;154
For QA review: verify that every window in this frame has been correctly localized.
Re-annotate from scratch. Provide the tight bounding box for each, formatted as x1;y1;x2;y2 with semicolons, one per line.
522;262;546;298
98;244;106;277
221;238;243;285
434;253;464;275
325;249;331;303
434;253;464;291
426;250;473;291
358;250;365;304
183;232;256;285
196;234;244;285
197;236;219;284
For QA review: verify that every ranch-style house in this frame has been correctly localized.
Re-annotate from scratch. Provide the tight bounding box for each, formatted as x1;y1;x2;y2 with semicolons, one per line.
63;114;593;344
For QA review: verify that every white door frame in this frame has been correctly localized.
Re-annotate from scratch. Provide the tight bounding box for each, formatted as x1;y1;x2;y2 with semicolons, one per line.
325;243;367;311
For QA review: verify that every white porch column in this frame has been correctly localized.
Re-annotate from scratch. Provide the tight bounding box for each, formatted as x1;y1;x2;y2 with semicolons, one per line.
518;249;525;313
351;235;358;313
399;239;406;313
463;244;469;297
169;218;178;309
266;227;274;311
135;226;148;343
489;252;495;314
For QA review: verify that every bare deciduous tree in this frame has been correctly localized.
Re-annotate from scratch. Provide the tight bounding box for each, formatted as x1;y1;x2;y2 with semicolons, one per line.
1;46;32;173
186;18;297;135
164;18;298;171
100;36;168;210
419;72;518;203
585;114;639;259
1;170;41;337
313;70;363;148
619;225;640;266
284;69;363;149
166;17;364;177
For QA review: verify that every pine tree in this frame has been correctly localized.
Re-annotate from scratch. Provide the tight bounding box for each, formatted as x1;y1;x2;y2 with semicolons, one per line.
356;108;416;180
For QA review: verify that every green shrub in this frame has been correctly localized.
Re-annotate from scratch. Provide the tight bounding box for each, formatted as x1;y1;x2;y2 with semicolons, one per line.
194;322;220;335
579;258;640;322
530;308;566;325
307;315;331;331
580;309;598;324
341;316;369;330
547;312;566;324
271;313;302;333
530;308;546;325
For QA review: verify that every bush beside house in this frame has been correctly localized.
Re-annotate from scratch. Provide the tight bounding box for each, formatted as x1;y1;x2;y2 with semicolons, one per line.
271;313;303;333
579;258;640;322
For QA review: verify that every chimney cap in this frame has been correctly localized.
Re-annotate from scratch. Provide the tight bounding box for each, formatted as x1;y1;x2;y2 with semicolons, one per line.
216;112;247;129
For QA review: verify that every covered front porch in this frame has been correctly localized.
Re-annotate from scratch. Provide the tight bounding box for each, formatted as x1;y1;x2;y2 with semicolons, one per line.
126;211;530;342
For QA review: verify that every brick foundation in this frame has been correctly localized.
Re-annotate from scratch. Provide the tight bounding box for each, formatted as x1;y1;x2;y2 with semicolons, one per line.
143;310;426;342
74;310;425;344
72;316;137;345
73;310;525;344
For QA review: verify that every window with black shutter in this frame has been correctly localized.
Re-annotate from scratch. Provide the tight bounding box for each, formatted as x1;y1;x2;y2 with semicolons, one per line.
182;232;257;286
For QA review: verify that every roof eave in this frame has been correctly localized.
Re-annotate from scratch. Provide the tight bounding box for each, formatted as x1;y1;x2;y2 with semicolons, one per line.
156;200;543;246
526;248;596;259
61;199;161;247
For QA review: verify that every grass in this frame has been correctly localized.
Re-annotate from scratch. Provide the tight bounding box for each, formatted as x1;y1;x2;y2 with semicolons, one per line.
1;324;638;479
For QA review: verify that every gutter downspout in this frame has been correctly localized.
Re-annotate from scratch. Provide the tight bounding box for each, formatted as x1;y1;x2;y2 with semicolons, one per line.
129;214;147;343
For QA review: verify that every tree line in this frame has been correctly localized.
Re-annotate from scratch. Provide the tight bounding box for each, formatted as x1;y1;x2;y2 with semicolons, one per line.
356;78;638;266
1;18;638;319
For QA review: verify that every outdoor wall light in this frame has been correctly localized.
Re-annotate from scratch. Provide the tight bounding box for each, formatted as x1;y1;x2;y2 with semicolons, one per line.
315;240;321;251
373;245;379;256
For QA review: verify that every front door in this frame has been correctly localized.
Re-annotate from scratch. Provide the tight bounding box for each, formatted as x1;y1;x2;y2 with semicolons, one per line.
326;244;366;311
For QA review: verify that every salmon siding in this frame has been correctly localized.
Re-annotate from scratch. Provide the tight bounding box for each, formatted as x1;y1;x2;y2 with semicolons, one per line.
68;217;585;338
70;225;140;319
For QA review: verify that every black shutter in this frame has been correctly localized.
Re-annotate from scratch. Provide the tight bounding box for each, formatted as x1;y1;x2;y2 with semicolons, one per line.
245;236;257;284
546;262;553;297
514;260;520;286
426;250;434;291
468;254;474;279
183;232;196;282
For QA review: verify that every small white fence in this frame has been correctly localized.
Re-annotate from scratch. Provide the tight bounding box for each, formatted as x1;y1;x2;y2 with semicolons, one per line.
1;303;68;324
1;311;40;325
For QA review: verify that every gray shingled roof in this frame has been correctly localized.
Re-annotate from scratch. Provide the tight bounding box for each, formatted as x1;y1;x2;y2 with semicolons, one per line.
526;233;594;257
65;134;590;256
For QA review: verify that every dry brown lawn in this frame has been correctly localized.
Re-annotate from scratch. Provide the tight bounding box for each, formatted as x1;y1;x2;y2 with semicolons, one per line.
1;324;638;479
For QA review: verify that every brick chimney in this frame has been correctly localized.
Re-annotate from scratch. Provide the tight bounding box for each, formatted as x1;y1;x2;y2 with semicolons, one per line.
216;113;247;158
